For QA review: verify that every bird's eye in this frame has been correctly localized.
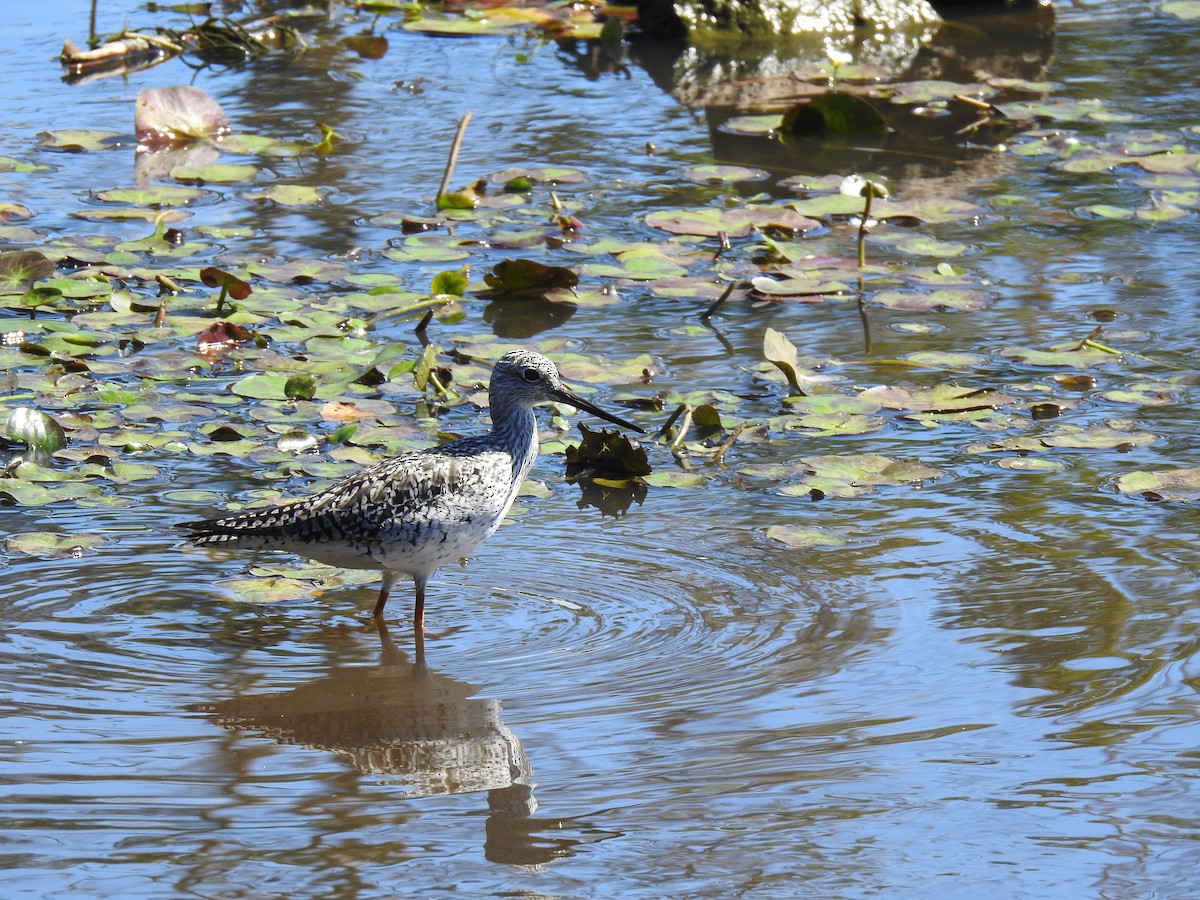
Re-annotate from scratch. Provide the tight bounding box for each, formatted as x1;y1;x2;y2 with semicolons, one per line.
522;368;541;383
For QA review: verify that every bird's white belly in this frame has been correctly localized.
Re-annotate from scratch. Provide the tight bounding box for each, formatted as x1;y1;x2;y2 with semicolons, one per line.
371;516;502;576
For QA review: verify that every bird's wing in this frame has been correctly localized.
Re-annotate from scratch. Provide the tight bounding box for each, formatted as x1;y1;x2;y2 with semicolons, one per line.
183;442;512;547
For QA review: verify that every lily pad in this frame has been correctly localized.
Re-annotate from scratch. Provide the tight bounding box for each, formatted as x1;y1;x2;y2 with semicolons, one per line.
4;407;67;460
6;531;106;559
1114;465;1200;500
763;328;807;394
870;288;989;311
1040;426;1157;450
218;575;316;604
682;165;769;183
999;342;1120;368
782;91;887;135
0;251;53;293
171;163;259;184
136;85;231;149
645;205;819;238
564;424;650;477
766;524;856;548
94;185;207;206
39;130;126;152
743;454;943;499
243;185;325;206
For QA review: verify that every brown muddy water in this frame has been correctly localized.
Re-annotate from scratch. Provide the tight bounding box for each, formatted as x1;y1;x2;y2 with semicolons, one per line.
5;1;1200;897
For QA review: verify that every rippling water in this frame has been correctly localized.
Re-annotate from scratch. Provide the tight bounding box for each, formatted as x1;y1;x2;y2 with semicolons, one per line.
6;1;1200;897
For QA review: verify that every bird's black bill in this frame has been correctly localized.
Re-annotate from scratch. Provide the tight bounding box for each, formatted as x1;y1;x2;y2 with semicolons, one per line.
553;385;645;433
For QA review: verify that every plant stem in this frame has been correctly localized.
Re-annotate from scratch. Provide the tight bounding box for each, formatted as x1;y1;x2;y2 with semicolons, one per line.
437;111;473;202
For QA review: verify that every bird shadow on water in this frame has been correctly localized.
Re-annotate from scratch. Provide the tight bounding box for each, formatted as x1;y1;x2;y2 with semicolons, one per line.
186;621;600;866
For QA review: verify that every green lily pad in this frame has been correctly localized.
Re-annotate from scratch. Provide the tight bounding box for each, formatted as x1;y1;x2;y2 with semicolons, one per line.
782;91;887;135
645;205;819;238
1097;383;1186;405
218;575;316;604
0;480;103;506
1163;1;1200;19
243;185;325;205
766;524;856;548
682;165;769;183
171;163;259;184
246;258;350;283
902;351;989;368
94;185;207;206
996;457;1066;472
999;342;1119;368
870;288;989;311
1041;426;1157;450
584;246;691;281
642;470;708;489
489;166;586;185
751;274;850;298
743;454;942;498
1114;465;1200;500
6;531;107;558
720;114;782;136
0;155;50;173
885;80;992;104
39;130;126;151
859;383;1014;413
4;407;67;459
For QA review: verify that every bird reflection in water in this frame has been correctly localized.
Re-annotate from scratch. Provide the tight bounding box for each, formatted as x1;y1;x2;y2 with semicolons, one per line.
188;622;580;865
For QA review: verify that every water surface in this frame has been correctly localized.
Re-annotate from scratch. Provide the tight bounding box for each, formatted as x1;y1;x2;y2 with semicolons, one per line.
4;2;1200;897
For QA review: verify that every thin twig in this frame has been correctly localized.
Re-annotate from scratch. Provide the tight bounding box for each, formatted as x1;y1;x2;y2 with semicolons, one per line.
711;423;747;465
669;404;694;451
700;281;738;321
437;111;473;202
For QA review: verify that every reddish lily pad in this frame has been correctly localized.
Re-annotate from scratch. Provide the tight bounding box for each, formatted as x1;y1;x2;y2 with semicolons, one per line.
0;251;54;293
136;86;231;149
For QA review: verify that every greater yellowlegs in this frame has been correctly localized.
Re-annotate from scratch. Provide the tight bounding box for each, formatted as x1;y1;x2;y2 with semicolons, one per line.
182;350;643;630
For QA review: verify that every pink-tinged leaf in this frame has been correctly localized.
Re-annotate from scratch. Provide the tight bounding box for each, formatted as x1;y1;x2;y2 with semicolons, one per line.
136;86;231;149
196;321;253;355
199;267;252;300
